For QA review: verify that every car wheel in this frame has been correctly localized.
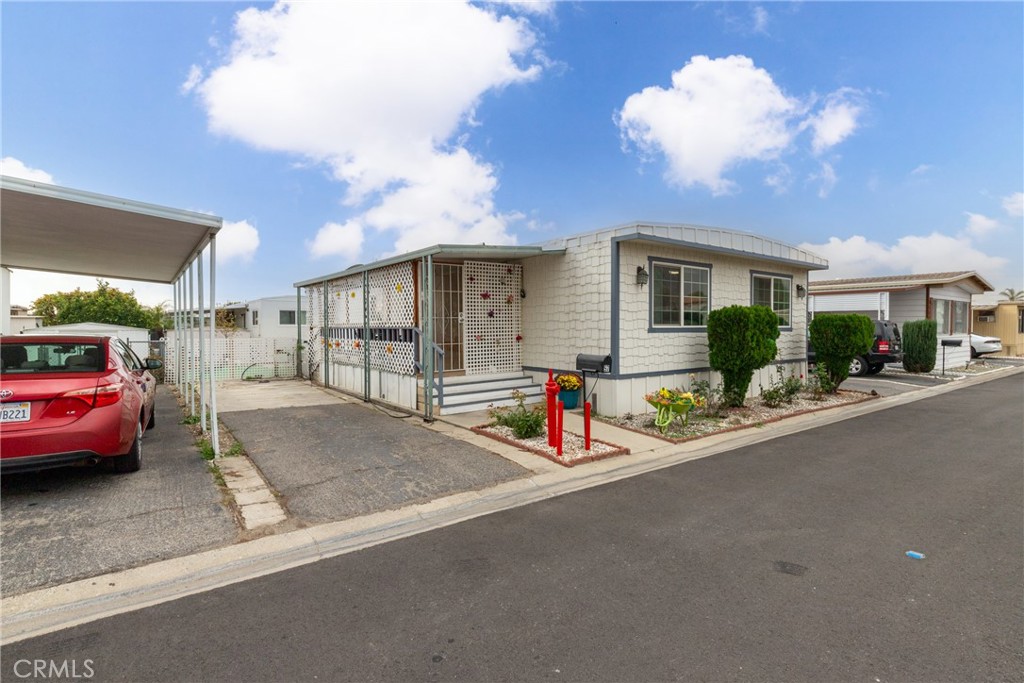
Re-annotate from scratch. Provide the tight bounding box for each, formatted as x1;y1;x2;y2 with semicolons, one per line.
970;348;978;359
114;420;142;474
147;407;156;430
849;356;869;377
867;363;885;375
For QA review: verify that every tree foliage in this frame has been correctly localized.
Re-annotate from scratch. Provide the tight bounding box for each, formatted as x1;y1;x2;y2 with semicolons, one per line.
809;314;874;391
998;288;1024;302
707;305;781;407
31;280;164;329
902;319;938;373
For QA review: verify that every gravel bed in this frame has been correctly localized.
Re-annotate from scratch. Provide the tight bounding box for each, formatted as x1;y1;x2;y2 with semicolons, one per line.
608;390;874;441
475;424;626;466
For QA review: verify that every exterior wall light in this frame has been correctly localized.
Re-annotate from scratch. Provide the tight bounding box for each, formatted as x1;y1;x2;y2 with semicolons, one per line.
796;284;807;298
636;266;650;288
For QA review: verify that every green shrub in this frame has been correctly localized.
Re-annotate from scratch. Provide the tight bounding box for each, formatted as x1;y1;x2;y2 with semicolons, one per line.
809;314;874;391
902;319;937;373
689;375;726;417
707;306;781;407
489;390;546;439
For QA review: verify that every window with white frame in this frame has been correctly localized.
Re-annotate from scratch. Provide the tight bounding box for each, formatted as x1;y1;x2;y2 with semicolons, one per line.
651;261;710;328
751;273;791;327
933;299;969;334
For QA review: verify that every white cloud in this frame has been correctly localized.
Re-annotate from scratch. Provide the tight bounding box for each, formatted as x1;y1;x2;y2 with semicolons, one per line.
192;1;542;262
962;212;999;239
617;55;798;195
751;5;769;34
180;65;203;94
216;219;260;263
910;164;933;176
308;220;364;261
617;55;867;196
810;161;837;198
801;233;1007;282
1003;191;1023;218
803;88;865;155
1;157;55;184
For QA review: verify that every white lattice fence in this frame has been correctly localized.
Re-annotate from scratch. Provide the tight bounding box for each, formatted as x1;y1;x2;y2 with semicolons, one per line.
164;335;298;382
463;261;522;375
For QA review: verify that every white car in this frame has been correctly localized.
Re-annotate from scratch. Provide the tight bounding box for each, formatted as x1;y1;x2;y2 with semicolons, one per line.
970;334;1002;358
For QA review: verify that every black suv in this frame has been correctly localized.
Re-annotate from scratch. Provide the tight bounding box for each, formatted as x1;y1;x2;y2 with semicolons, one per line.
808;319;903;376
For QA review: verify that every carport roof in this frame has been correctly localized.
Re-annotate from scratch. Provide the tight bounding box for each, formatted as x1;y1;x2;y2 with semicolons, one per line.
1;175;222;284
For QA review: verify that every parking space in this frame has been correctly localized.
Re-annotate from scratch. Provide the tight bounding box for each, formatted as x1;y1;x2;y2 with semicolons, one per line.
219;398;529;525
841;359;1021;396
0;386;238;596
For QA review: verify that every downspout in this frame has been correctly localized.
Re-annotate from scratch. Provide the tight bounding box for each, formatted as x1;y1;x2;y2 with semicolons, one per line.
296;287;302;378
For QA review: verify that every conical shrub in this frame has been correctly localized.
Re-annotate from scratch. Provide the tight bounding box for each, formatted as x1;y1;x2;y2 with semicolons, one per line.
902;319;937;373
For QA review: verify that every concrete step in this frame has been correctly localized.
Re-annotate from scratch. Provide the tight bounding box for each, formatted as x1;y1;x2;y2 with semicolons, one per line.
440;389;545;415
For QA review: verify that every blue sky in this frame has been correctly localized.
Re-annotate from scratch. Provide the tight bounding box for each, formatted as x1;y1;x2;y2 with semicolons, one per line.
3;1;1022;308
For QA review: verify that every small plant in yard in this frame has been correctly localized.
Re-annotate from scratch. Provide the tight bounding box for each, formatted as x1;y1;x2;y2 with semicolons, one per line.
902;319;938;373
689;376;726;417
807;364;837;400
489;389;546;439
197;437;216;461
554;372;582;392
180;414;201;425
760;366;804;408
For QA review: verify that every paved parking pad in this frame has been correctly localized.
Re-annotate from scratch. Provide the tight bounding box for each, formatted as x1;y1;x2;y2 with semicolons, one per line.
220;403;528;524
0;387;238;596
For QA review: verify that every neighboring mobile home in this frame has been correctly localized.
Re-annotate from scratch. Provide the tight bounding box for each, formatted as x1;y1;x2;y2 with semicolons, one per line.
807;271;994;369
973;300;1024;356
296;222;827;418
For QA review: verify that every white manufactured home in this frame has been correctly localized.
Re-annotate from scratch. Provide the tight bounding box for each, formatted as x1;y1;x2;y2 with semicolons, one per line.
807;271;994;370
296;222;828;418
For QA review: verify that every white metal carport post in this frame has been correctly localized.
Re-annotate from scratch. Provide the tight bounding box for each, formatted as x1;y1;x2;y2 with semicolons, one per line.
209;236;219;456
187;263;195;415
197;250;206;433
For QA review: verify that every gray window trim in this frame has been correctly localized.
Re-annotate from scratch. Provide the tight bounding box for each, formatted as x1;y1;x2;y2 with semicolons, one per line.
648;256;712;333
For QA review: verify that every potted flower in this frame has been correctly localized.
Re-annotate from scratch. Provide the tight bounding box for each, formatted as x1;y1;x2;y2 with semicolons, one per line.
643;387;706;434
554;372;583;409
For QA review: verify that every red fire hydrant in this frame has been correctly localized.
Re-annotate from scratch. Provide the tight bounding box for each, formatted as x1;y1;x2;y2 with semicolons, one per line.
545;368;559;447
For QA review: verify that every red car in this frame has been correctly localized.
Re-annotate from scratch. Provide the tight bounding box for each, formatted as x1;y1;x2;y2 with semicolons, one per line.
0;335;161;474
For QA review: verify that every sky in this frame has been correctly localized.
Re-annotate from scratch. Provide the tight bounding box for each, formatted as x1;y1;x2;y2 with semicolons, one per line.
2;1;1022;310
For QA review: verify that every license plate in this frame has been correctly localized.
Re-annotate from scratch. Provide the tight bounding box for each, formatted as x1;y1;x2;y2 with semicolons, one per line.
0;402;31;423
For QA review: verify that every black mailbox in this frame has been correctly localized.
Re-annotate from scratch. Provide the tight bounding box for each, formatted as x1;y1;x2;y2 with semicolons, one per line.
576;354;612;374
941;339;963;347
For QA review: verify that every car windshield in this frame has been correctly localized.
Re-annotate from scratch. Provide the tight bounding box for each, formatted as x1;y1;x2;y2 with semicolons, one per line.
1;342;104;374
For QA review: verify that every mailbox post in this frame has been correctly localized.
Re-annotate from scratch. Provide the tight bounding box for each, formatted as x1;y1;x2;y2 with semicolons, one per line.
545;368;559;447
940;338;962;376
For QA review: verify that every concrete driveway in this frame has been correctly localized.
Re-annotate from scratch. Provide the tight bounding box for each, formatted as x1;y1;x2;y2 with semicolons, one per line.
0;386;237;596
216;380;528;524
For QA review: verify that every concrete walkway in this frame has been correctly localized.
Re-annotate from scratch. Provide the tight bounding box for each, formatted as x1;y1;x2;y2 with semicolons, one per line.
3;365;1021;644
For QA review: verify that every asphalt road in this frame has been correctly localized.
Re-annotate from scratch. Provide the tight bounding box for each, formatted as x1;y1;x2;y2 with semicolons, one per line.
4;375;1022;682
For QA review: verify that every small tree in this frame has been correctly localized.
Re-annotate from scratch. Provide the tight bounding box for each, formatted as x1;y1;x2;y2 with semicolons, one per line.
809;314;874;391
902;319;938;373
32;280;163;329
707;305;780;407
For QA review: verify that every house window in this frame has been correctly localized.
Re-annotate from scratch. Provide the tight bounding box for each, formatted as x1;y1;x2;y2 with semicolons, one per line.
933;299;968;334
252;311;259;325
651;261;710;328
1019;309;1023;334
279;310;309;325
751;273;791;327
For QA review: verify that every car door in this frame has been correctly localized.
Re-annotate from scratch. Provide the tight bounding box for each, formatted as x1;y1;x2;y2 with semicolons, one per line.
111;339;147;433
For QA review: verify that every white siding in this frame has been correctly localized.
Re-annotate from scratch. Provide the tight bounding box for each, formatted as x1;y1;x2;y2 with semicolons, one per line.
809;292;889;318
889;290;927;323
